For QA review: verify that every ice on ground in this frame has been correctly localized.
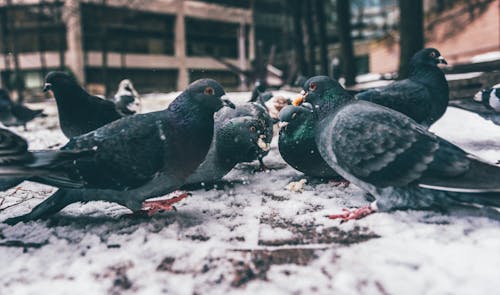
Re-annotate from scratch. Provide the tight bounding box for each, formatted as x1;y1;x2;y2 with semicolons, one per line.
1;93;500;295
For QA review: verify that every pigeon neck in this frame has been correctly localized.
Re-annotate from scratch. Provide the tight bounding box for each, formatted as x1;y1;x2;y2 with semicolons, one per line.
313;91;353;121
168;95;215;135
409;64;446;85
52;84;91;108
409;64;449;106
169;94;208;115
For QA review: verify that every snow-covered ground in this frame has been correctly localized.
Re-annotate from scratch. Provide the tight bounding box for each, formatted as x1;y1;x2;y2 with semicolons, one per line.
1;92;500;295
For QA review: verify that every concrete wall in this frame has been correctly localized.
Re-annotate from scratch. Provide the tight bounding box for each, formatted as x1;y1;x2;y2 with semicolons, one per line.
0;0;254;91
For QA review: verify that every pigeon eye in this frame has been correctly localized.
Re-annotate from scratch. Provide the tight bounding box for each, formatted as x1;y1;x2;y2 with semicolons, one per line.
204;87;214;95
429;52;436;58
291;113;297;119
249;126;256;132
309;82;317;91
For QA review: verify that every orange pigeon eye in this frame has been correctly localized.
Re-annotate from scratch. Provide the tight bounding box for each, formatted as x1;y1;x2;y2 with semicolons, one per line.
204;87;214;95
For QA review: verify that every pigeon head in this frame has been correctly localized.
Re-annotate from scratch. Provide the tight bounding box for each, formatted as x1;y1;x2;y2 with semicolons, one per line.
118;79;134;93
43;71;79;94
410;48;447;68
186;79;234;112
473;88;492;104
278;103;314;129
299;76;351;113
254;79;266;93
216;116;269;163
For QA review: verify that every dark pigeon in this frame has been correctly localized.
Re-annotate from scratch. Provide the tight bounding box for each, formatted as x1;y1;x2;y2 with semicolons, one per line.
113;79;141;116
300;76;500;221
356;48;449;127
184;102;272;186
1;79;233;224
249;79;267;103
43;71;124;138
0;89;47;129
278;103;341;179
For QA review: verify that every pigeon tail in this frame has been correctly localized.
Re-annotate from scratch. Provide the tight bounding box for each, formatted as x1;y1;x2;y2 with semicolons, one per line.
419;157;500;194
0;127;93;190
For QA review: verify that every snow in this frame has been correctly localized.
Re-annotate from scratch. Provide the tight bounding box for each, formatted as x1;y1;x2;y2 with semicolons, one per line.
445;72;483;81
471;51;500;63
1;93;500;295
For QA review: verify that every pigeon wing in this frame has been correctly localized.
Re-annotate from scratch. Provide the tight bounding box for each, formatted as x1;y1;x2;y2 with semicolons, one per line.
61;112;173;190
356;80;432;124
317;101;471;188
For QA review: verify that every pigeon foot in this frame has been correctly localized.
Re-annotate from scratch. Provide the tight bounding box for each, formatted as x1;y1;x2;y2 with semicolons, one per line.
255;158;269;172
330;179;350;188
327;203;377;223
141;191;190;216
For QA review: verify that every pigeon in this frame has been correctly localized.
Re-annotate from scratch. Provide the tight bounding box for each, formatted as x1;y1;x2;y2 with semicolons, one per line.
184;102;272;186
249;79;267;102
278;103;340;179
248;81;290;121
0;89;47;129
255;92;291;122
356;48;449;127
473;84;500;112
448;84;500;126
299;76;500;221
113;79;141;116
1;79;234;224
43;71;124;138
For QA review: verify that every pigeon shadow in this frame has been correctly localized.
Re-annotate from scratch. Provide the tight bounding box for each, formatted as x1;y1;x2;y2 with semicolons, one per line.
181;179;242;191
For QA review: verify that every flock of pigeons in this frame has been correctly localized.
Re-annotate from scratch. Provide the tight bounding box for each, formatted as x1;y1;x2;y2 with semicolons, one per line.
1;47;500;225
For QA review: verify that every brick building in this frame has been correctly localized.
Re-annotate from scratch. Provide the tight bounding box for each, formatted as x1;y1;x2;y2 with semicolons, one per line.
369;0;500;74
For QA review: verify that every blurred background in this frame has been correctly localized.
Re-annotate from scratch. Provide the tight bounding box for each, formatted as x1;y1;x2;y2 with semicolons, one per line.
0;0;498;101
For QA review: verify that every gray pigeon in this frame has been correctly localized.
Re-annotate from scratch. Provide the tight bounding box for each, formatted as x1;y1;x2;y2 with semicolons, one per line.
186;103;273;184
184;102;272;186
43;71;124;138
1;79;233;224
301;76;500;221
113;79;141;116
356;48;449;127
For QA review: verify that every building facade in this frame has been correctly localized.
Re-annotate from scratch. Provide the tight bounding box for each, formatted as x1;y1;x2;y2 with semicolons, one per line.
370;0;500;74
0;0;254;95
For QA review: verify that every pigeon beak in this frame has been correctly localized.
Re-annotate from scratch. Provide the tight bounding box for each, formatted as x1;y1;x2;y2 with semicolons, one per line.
473;91;484;102
43;83;52;92
292;90;307;106
278;121;289;129
437;56;448;65
221;97;236;109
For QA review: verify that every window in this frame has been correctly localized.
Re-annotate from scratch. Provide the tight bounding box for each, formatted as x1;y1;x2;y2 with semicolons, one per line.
81;4;175;55
0;3;66;53
189;70;240;89
191;0;250;9
186;18;239;58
